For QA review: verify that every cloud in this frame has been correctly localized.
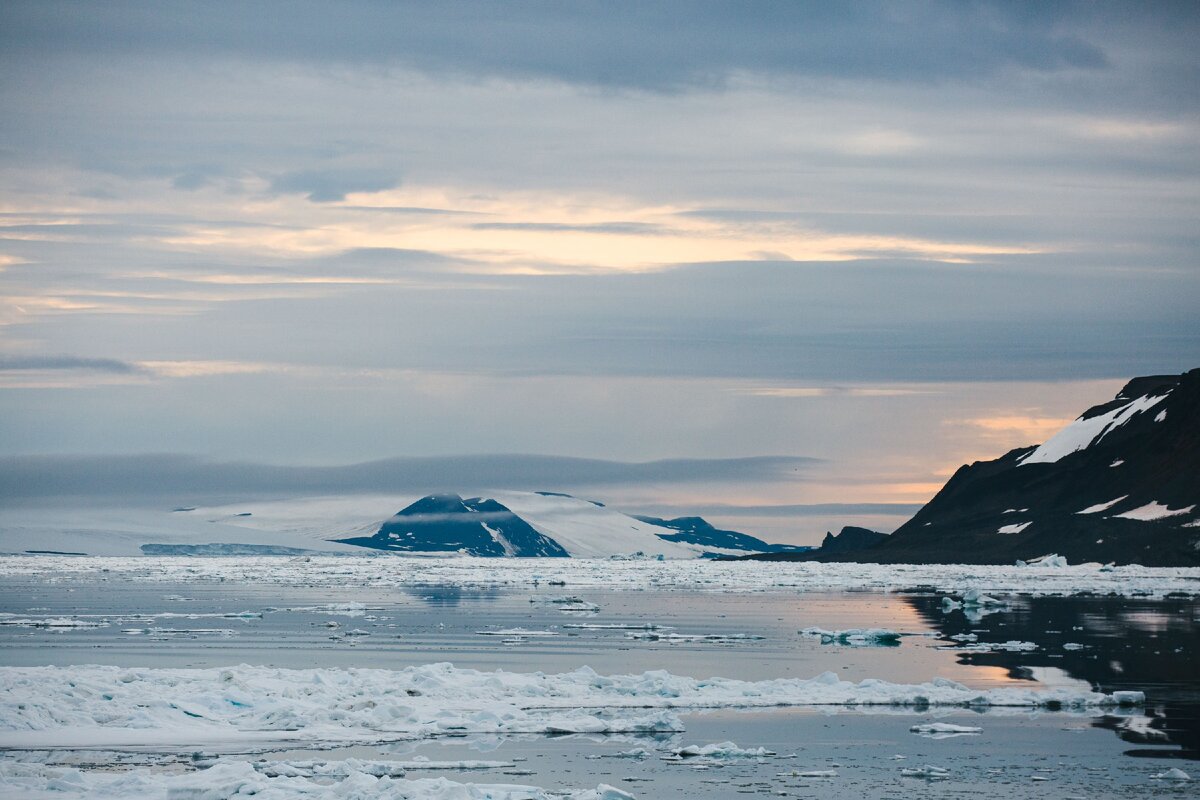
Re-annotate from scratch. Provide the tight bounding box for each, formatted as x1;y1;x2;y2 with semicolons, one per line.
0;355;141;373
0;1;1119;91
269;169;402;202
636;502;924;518
736;386;934;398
470;222;670;236
0;453;821;503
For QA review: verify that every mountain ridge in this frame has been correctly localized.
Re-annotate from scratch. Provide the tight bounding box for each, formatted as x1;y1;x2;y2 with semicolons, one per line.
824;367;1200;566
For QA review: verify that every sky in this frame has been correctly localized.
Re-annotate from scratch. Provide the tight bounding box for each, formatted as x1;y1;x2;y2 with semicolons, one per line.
1;1;1197;543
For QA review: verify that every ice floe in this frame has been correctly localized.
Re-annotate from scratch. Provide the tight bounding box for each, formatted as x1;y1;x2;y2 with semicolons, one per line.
670;741;774;759
0;760;632;799
4;556;1197;598
0;663;1143;751
0;614;107;629
624;631;765;643
946;640;1038;653
909;722;982;738
800;627;903;646
1153;767;1191;781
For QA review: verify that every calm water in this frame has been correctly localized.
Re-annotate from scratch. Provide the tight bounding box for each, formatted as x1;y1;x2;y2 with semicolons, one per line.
2;577;1197;797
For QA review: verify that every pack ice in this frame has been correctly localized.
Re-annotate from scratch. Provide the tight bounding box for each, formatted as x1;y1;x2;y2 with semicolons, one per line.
0;663;1143;751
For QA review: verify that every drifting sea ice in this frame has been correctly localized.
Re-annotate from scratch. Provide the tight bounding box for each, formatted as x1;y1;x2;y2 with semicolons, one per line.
669;741;775;759
909;722;982;738
900;764;951;779
0;663;1144;751
0;760;636;800
3;555;1199;598
800;627;904;646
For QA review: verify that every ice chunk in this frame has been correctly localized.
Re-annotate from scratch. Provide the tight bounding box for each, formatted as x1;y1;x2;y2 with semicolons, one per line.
781;769;837;778
801;627;903;646
997;521;1031;534
672;741;774;759
909;722;982;738
625;631;764;643
961;589;1006;607
900;764;950;778
947;640;1038;653
1154;767;1190;780
1021;554;1069;568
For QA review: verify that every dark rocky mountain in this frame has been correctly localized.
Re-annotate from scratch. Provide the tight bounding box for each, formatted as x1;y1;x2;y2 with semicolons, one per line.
730;525;885;561
336;493;570;557
334;492;798;557
817;525;889;554
839;368;1200;566
633;515;808;553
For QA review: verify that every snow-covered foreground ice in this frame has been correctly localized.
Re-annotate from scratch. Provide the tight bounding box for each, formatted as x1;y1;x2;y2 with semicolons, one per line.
2;555;1198;597
0;662;1142;751
0;760;635;800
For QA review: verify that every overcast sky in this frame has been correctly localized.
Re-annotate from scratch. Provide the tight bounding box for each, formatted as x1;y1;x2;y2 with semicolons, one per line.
1;2;1197;542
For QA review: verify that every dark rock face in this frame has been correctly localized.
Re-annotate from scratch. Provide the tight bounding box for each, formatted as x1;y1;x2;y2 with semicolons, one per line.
634;515;801;552
727;525;882;562
851;368;1200;566
818;526;889;554
336;493;569;557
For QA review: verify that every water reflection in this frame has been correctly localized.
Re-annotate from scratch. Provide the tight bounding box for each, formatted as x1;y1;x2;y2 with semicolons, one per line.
401;586;502;607
906;595;1200;760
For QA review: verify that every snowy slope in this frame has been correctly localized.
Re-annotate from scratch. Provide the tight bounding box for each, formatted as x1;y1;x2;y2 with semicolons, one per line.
1;492;769;558
490;491;705;558
0;502;370;557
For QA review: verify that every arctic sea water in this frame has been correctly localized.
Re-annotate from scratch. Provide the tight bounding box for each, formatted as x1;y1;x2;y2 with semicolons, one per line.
1;557;1197;798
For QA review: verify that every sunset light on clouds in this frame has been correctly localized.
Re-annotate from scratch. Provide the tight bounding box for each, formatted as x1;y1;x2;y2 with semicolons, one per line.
1;2;1197;543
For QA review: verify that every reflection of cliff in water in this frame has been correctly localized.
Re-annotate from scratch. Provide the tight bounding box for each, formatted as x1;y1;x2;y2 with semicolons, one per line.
906;594;1200;761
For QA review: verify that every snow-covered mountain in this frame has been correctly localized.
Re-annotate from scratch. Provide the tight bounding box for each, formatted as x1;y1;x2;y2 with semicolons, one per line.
848;368;1200;566
633;515;808;553
0;491;788;558
336;491;785;558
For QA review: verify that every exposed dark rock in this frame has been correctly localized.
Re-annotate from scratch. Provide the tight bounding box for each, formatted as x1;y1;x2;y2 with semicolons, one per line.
335;493;569;557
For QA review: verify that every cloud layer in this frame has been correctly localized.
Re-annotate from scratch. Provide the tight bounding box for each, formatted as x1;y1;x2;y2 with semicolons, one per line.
0;3;1196;519
0;453;818;503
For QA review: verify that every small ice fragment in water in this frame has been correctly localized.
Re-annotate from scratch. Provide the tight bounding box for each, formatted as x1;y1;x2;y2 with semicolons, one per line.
1154;767;1190;780
800;627;903;646
909;722;981;738
672;741;774;759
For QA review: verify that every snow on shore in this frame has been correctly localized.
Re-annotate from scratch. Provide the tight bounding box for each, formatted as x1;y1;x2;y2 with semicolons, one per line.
1;555;1197;598
0;663;1142;752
